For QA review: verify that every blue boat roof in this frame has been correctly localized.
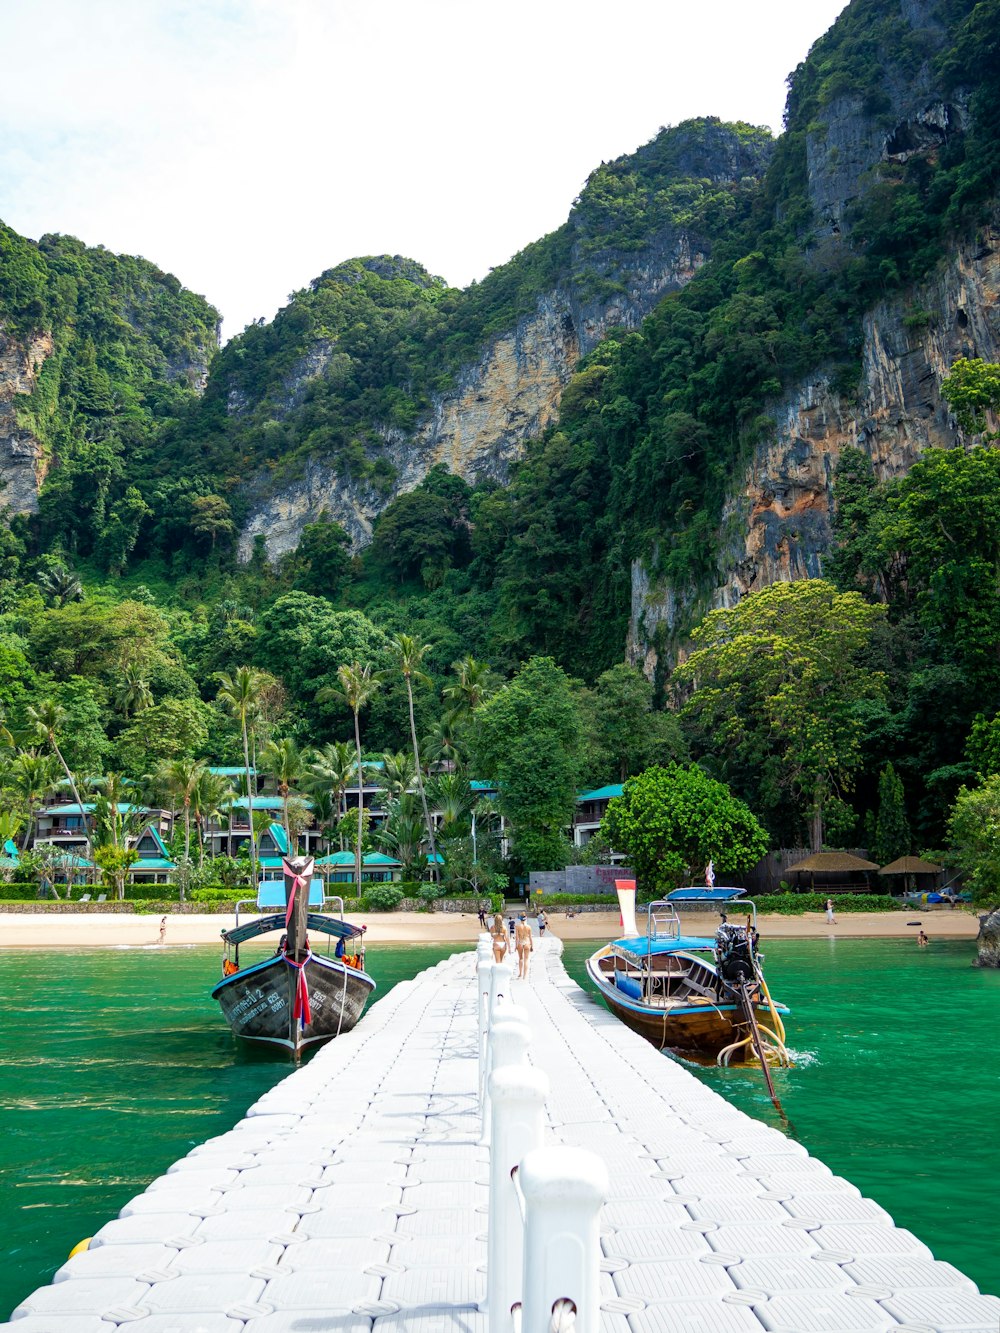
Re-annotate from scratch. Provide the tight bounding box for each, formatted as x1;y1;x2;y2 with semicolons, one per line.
257;878;325;909
667;887;746;901
614;934;717;954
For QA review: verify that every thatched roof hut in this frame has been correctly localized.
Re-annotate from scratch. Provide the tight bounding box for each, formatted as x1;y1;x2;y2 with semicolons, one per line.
785;852;879;874
784;850;879;893
878;856;942;875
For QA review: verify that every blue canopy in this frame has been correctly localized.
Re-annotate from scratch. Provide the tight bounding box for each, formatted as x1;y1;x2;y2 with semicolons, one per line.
667;887;746;902
256;878;325;909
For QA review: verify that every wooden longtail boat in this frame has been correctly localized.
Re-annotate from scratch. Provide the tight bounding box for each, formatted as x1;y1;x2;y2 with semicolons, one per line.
585;885;790;1069
212;855;375;1057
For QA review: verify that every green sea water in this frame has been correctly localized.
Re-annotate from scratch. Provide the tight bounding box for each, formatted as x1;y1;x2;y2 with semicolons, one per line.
562;934;1000;1299
1;937;996;1320
0;942;462;1320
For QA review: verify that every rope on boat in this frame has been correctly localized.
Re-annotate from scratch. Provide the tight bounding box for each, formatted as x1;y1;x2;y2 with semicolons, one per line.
550;1299;577;1333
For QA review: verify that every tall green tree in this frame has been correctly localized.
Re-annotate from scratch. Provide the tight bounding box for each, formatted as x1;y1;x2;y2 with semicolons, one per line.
216;667;265;885
472;656;584;872
602;763;769;895
330;663;382;893
871;762;911;866
584;662;686;782
674;580;886;849
389;634;439;882
259;737;308;851
25;700;90;851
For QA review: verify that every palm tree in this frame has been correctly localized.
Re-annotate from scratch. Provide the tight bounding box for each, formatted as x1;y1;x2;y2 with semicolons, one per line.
10;751;59;850
115;664;153;719
328;663;382;895
259;737;308;851
377;793;427;882
37;563;83;608
190;768;233;866
90;778;149;901
307;739;355;822
389;635;439;883
26;701;89;853
380;750;416;802
422;717;464;769
428;771;475;835
442;656;496;718
156;758;203;864
216;667;265;885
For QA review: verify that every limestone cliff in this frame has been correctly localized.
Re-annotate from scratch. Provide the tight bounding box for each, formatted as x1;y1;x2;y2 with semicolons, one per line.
627;217;1000;672
0;326;52;515
237;232;708;562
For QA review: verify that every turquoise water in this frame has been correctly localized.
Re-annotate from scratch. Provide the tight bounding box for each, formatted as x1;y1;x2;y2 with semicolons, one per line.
0;942;463;1319
562;935;1000;1298
2;937;996;1319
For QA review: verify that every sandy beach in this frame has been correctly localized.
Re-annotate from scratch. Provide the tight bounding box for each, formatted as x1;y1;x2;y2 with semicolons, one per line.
0;906;981;949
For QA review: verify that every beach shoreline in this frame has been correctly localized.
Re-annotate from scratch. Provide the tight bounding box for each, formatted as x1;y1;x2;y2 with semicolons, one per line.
0;907;980;949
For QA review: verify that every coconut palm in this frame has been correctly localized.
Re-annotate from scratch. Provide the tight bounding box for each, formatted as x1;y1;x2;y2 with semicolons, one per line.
376;793;427;882
259;737;309;851
306;740;356;850
428;771;475;836
156;758;203;863
216;667;265;885
442;656;496;718
10;751;60;850
37;563;83;608
388;635;439;882
190;768;233;866
326;663;381;895
115;663;153;719
422;717;464;769
25;701;89;851
380;751;416;802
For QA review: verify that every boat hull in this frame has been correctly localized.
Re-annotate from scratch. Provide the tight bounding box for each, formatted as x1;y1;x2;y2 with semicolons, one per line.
585;947;785;1058
212;953;375;1054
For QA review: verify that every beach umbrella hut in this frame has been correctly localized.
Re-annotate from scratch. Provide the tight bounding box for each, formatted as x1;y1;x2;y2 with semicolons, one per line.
783;850;880;893
878;855;943;895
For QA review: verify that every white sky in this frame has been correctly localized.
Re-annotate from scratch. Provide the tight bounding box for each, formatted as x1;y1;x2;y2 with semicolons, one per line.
0;0;849;341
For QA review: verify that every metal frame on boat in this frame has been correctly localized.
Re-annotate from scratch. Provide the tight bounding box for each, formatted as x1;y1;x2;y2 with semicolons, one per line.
212;854;375;1057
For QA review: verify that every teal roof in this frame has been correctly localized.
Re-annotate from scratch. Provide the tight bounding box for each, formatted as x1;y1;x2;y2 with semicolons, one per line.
316;851;402;868
230;796;289;811
577;784;624;803
207;766;255;778
38;802;149;817
131;858;175;871
3;839;18;861
470;780;498;791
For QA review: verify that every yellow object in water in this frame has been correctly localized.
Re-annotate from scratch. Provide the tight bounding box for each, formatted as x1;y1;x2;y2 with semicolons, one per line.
68;1237;92;1259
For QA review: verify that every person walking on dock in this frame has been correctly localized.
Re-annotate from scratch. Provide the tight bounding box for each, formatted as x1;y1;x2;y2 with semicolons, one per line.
537;909;547;937
514;913;533;979
491;913;510;963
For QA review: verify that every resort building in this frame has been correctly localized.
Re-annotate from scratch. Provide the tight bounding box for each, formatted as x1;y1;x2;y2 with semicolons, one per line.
572;784;625;858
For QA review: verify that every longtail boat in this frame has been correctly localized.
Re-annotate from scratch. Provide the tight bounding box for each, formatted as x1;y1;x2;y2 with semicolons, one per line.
213;855;375;1056
585;880;791;1105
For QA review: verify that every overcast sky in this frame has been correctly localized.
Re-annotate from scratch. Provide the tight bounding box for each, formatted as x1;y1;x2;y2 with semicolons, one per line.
0;0;849;341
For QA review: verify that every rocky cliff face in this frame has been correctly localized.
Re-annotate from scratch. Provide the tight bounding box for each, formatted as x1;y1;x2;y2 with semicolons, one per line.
627;217;1000;672
238;230;709;562
0;326;52;515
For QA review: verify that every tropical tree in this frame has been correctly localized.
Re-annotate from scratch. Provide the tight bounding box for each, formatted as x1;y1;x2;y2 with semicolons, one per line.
674;580;886;850
115;663;153;719
36;563;83;608
190;767;233;866
949;775;1000;906
216;667;265;884
90;782;148;901
10;751;59;850
472;656;585;872
376;792;427;881
156;758;204;869
25;700;90;850
306;740;356;848
602;764;769;895
259;737;309;850
871;762;911;866
327;663;382;894
442;656;496;719
380;751;416;802
422;718;464;768
389;634;439;881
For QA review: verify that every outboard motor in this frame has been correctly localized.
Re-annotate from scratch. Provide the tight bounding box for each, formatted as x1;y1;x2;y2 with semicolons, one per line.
715;917;755;990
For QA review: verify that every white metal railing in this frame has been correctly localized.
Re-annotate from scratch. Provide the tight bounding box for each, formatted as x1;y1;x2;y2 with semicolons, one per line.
476;941;608;1333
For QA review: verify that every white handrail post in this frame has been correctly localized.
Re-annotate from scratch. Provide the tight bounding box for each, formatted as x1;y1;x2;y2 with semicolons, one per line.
489;959;514;1019
486;1065;548;1331
480;1010;530;1145
519;1147;608;1333
477;939;493;1100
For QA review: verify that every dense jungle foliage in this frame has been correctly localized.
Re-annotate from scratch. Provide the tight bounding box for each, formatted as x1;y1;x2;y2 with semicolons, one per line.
1;0;999;875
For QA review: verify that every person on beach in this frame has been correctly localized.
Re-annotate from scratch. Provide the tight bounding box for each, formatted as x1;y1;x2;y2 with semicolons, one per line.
514;913;533;979
477;903;488;929
825;898;836;925
537;909;547;937
491;913;511;963
158;916;167;944
917;929;929;947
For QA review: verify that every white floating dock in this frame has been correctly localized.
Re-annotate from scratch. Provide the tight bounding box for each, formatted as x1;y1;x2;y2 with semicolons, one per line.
5;939;998;1332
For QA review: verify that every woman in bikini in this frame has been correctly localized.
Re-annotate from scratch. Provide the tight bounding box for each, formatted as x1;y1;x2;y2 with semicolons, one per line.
491;913;511;963
514;913;533;979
